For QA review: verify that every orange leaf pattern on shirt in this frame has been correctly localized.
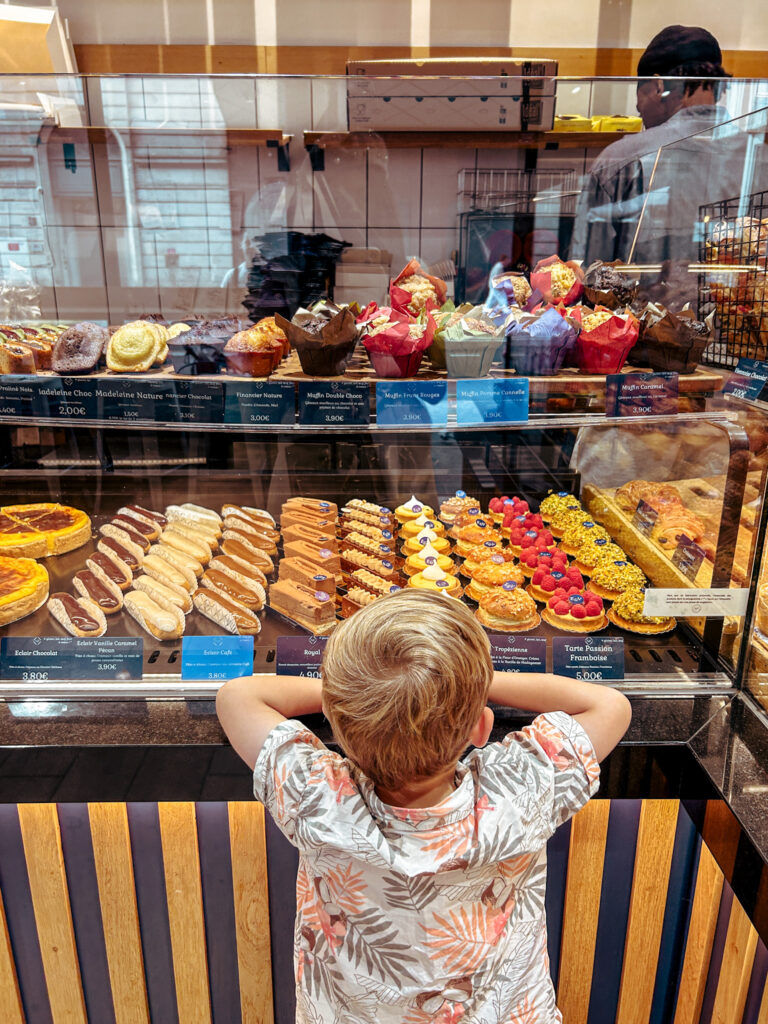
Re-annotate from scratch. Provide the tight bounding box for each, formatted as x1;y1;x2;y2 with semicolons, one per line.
253;710;597;1023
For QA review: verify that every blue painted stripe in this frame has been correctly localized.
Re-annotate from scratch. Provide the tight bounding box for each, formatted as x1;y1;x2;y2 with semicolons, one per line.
0;804;53;1024
649;803;697;1024
698;883;734;1024
742;940;768;1024
57;805;116;1024
265;812;299;1024
586;799;642;1024
545;815;572;992
196;802;242;1024
126;804;179;1024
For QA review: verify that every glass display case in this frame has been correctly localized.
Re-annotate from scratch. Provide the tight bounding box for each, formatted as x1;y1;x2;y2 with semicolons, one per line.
1;73;768;702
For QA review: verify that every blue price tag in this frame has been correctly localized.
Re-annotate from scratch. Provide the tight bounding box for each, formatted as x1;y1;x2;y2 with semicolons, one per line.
456;378;529;425
181;635;254;681
0;637;143;681
606;372;679;416
276;636;328;677
552;636;624;681
375;380;448;426
723;358;768;400
223;380;295;425
489;635;546;672
298;382;370;426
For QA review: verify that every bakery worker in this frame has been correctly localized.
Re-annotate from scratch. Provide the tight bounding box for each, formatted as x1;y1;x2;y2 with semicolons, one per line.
570;25;734;272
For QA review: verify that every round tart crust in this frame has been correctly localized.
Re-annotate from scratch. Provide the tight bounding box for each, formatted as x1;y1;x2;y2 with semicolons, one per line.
541;607;608;633
606;609;676;634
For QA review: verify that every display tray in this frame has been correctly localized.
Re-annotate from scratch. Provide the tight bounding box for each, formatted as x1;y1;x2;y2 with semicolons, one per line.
2;350;723;391
1;513;714;683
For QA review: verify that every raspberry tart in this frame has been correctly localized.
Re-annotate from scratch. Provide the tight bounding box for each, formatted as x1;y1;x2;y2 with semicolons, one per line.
518;547;569;579
507;525;556;558
542;590;608;632
527;564;585;603
500;511;544;538
488;495;529;524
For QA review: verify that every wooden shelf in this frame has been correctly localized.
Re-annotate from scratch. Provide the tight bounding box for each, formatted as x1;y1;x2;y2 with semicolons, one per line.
304;129;632;151
41;126;291;148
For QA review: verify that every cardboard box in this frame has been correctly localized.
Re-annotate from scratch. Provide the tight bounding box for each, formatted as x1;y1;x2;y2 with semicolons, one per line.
334;284;387;306
340;247;392;265
347;94;555;132
348;75;547;99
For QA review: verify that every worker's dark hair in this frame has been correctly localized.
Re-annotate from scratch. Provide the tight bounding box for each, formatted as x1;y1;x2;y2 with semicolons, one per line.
664;61;731;101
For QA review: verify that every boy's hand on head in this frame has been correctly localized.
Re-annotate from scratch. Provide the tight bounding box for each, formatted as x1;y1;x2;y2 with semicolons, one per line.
216;673;323;770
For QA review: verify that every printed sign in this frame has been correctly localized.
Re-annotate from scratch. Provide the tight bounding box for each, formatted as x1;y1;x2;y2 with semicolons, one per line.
552;635;624;682
0;375;39;417
181;635;254;681
0;636;143;681
276;635;328;677
642;588;749;618
95;378;152;422
488;635;546;672
375;380;448;426
456;378;529;426
632;499;659;537
722;358;768;400
223;380;295;425
141;379;223;424
670;534;707;582
298;382;370;426
606;372;679;417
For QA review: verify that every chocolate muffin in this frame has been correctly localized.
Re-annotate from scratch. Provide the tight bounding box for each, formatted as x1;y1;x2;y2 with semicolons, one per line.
584;261;638;309
51;322;109;374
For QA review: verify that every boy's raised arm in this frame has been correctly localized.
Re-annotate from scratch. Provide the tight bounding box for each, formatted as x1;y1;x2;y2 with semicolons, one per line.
216;674;324;770
488;672;631;762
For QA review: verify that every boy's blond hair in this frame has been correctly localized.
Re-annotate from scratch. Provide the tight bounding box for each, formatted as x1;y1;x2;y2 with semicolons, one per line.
321;590;493;790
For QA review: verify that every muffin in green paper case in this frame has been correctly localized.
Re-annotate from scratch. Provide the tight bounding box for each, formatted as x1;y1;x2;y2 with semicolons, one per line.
441;306;506;378
426;302;473;370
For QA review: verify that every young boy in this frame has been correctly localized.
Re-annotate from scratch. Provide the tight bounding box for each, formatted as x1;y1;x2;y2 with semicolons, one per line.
217;590;631;1024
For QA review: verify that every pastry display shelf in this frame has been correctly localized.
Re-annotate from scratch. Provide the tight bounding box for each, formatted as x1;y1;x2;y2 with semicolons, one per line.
303;130;630;151
40;125;293;149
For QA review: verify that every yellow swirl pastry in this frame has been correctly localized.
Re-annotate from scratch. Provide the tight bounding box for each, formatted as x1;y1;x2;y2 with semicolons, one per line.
402;527;451;556
399;513;446;540
395;495;435;523
407;560;463;598
107;321;168;372
404;541;455;577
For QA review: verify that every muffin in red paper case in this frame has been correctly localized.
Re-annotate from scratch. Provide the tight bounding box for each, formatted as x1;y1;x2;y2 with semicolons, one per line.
530;255;585;306
389;259;448;317
571;305;639;374
359;306;435;378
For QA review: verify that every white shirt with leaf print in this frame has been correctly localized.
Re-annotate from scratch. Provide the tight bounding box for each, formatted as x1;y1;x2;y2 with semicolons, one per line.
253;710;599;1024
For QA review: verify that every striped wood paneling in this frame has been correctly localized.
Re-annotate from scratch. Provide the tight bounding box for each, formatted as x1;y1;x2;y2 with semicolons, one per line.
89;803;150;1024
710;896;759;1024
157;802;213;1024
0;888;24;1024
229;802;275;1024
615;800;679;1024
673;843;725;1024
556;799;610;1024
17;803;88;1024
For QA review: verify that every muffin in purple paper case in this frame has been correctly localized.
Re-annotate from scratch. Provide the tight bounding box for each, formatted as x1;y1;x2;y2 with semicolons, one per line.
501;306;579;376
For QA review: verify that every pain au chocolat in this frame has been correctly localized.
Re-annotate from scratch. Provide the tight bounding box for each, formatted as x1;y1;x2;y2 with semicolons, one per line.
0;503;91;558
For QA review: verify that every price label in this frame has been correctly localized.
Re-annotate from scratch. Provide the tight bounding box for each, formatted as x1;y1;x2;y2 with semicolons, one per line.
0;636;143;681
456;378;529;425
95;378;151;421
181;635;254;681
670;534;707;582
275;635;328;677
298;382;370;427
0;375;38;417
140;379;223;424
223;380;295;425
489;635;546;672
606;372;679;417
375;380;448;426
632;499;659;537
552;636;624;681
722;358;768;400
